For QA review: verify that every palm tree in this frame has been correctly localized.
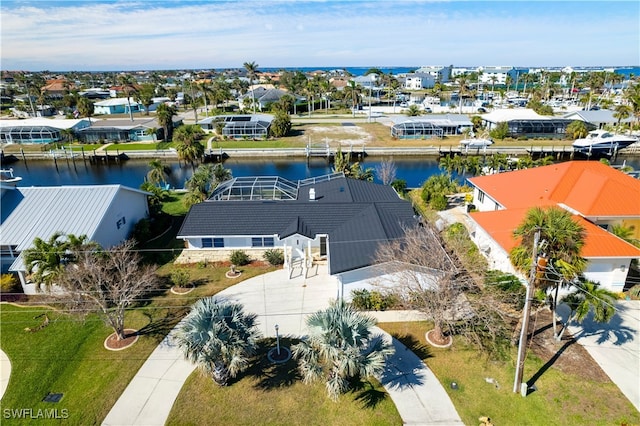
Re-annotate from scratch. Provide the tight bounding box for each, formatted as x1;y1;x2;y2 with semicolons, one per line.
343;80;361;117
174;124;205;167
155;103;176;141
292;301;394;401
243;61;259;114
146;159;170;186
554;279;616;342
76;97;94;120
22;233;93;292
510;206;587;340
405;104;422;116
456;74;471;113
176;297;261;386
184;163;215;207
613;104;632;132
212;163;232;186
117;74;138;121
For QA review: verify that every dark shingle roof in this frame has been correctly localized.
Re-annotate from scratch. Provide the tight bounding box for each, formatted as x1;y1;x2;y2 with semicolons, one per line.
178;177;417;274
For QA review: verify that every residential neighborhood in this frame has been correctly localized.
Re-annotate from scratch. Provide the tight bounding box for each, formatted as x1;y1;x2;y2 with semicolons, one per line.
1;1;639;425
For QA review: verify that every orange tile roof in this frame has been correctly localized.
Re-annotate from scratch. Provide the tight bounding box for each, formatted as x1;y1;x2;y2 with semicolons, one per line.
470;209;640;259
469;161;640;217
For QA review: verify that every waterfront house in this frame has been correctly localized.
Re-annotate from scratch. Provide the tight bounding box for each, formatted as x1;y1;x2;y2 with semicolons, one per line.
77;117;166;143
562;109;634;130
0;118;92;144
0;182;149;294
480;109;574;139
176;174;418;297
199;114;274;139
467;161;640;292
390;114;473;139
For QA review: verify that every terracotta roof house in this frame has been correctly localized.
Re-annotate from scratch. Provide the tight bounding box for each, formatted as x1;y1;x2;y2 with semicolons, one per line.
467;161;640;292
41;79;74;98
176;174;418;296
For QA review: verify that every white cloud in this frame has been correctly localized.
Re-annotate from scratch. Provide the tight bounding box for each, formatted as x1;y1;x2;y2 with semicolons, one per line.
0;1;638;70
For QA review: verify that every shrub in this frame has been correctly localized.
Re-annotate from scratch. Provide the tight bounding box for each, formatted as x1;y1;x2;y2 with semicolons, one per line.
628;284;640;300
350;289;398;311
171;269;190;288
263;249;284;266
0;273;19;292
230;250;250;266
489;121;509;140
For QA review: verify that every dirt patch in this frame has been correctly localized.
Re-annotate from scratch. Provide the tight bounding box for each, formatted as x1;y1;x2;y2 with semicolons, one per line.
528;310;609;382
104;329;139;351
305;125;372;147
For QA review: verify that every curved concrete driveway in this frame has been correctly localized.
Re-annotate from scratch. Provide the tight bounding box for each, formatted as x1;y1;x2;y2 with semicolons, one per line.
103;267;462;425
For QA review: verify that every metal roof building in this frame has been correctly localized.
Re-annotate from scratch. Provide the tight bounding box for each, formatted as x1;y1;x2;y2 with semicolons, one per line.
177;174;418;276
0;184;149;293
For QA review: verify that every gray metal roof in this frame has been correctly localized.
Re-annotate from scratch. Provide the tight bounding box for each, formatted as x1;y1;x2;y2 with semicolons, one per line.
178;176;417;274
563;109;633;124
389;114;472;126
0;185;146;251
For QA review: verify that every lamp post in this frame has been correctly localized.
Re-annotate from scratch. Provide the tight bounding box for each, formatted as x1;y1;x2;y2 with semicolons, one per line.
275;324;280;356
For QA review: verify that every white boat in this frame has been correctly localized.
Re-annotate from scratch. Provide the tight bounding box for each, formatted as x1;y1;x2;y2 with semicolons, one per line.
0;168;22;184
460;138;493;149
572;130;638;154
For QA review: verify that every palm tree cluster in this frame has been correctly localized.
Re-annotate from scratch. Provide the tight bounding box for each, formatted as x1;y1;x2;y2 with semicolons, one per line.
292;301;394;401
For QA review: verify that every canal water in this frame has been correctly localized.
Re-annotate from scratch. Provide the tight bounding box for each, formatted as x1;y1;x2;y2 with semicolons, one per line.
4;155;639;190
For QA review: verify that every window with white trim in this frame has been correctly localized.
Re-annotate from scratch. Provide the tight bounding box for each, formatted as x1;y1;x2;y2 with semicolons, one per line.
251;237;275;247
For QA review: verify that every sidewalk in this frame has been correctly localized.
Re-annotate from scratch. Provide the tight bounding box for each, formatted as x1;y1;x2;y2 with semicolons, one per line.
103;267;462;425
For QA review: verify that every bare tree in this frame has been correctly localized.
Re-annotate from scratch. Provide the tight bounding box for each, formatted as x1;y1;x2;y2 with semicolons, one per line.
374;223;509;353
60;240;158;340
375;157;397;185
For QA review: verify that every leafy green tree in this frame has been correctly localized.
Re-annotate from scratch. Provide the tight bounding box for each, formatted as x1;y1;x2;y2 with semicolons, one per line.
176;298;261;386
292;301;394;401
421;174;457;210
270;111;291;137
174;124;205;167
611;223;640;248
155;103;176;141
510;206;588;340
136;83;156;115
489;121;509;140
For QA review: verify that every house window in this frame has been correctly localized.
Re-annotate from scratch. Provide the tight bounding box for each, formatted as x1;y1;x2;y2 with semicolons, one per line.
202;238;213;248
478;191;485;203
213;238;224;248
252;237;275;247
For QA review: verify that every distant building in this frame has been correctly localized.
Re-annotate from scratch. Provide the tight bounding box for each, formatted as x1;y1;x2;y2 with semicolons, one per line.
0;118;91;144
403;73;436;90
415;65;452;82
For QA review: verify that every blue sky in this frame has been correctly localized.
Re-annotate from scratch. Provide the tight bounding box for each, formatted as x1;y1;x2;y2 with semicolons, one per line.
1;0;638;71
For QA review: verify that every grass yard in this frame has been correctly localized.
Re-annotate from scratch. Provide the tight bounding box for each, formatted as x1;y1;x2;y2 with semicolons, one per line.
166;337;402;426
0;255;275;425
378;322;640;426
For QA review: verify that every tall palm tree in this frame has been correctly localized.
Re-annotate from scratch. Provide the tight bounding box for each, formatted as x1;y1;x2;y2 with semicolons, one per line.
292;301;394;401
155;103;176;141
510;206;587;339
243;61;259;114
212;163;232;186
176;298;261;386
76;97;94;121
343;80;361;117
117;74;138;121
174;124;205;168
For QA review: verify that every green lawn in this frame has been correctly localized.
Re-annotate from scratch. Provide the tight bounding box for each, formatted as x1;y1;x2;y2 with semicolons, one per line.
0;262;276;425
378;322;640;426
166;337;401;426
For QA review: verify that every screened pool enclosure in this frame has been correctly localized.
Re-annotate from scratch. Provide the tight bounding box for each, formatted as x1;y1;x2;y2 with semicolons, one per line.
391;121;444;139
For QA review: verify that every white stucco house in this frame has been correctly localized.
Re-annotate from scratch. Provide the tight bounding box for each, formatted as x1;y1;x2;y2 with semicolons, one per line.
466;161;640;292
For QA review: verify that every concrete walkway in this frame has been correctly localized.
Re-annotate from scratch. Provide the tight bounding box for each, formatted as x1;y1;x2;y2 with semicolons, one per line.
564;300;640;411
103;267;462;425
0;349;10;400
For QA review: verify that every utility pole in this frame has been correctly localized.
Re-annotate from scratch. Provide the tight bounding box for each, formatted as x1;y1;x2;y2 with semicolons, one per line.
513;230;540;395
